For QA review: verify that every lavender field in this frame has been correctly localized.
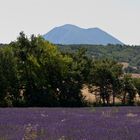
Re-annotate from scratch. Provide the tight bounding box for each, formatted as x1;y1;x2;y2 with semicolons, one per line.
0;107;140;140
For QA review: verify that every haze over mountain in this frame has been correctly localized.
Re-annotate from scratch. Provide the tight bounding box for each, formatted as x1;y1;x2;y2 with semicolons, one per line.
43;24;124;45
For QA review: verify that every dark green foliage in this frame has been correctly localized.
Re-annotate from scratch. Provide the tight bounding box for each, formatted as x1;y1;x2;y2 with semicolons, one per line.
133;78;140;96
0;33;139;107
88;59;123;105
58;48;91;107
0;47;19;106
0;32;88;107
121;75;137;105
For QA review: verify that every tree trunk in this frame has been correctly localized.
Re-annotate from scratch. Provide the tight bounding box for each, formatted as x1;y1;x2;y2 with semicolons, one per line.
113;91;115;106
122;92;126;105
100;87;105;105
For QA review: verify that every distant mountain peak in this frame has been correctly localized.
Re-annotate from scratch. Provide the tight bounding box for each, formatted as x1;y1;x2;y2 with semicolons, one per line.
57;24;83;30
61;24;78;28
43;24;123;45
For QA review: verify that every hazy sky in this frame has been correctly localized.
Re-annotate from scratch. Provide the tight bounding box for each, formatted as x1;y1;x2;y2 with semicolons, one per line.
0;0;140;45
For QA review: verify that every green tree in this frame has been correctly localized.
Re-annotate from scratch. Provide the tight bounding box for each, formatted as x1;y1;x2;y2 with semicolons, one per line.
133;78;140;96
58;48;91;106
89;59;123;105
121;75;136;105
10;32;88;107
0;47;19;106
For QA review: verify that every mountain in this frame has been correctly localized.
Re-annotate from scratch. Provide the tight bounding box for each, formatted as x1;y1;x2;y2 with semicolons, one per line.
43;24;123;45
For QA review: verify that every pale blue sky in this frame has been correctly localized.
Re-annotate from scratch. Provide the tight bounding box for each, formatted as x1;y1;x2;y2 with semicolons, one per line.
0;0;140;45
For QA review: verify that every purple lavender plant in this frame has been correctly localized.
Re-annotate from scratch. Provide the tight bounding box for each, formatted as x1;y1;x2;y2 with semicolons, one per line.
0;107;139;140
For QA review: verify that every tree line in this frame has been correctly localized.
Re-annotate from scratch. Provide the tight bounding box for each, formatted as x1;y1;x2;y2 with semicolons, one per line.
0;32;140;107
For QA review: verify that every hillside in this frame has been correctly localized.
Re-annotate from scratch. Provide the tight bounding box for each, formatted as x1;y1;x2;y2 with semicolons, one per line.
43;24;123;45
58;44;140;73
